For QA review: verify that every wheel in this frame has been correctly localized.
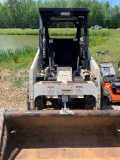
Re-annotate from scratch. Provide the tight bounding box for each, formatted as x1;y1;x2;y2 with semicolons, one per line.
71;98;84;109
0;125;8;160
35;96;46;110
104;96;111;105
84;95;96;109
26;85;30;110
84;95;91;109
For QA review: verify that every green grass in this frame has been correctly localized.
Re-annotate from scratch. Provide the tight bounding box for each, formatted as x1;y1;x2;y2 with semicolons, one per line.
0;28;39;35
49;28;76;37
0;46;36;64
0;28;76;36
12;77;23;88
0;46;37;75
0;46;37;87
0;28;117;36
89;29;120;67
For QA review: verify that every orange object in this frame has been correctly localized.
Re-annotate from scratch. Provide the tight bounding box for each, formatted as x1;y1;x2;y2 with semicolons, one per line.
102;79;120;104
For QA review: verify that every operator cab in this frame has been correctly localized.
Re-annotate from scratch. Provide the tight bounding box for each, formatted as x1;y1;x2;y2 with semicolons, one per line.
39;8;89;81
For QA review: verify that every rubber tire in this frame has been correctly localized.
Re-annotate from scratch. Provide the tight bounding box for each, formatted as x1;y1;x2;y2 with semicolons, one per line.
84;95;96;110
35;96;46;110
26;85;30;110
0;125;8;160
104;96;111;105
84;95;89;109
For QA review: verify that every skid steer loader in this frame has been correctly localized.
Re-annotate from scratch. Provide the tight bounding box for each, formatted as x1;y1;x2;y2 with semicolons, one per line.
0;8;120;160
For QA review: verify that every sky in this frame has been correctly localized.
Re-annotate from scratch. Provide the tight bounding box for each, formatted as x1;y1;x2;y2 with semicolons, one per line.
101;0;120;7
0;0;120;7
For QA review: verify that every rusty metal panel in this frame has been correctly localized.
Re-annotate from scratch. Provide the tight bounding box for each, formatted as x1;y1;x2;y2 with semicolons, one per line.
1;109;120;160
4;110;120;119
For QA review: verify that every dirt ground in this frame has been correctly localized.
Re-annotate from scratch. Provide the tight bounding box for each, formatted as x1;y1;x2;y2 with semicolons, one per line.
0;69;26;110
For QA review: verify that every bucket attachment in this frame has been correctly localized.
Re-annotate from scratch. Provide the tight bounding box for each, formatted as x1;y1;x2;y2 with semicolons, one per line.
1;110;120;160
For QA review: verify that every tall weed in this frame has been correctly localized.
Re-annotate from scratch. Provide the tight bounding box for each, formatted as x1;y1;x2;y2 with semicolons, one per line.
0;46;37;63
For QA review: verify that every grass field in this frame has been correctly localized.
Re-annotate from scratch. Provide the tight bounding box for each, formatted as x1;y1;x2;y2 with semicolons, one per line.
0;46;37;87
89;29;120;66
0;28;120;87
0;28;39;35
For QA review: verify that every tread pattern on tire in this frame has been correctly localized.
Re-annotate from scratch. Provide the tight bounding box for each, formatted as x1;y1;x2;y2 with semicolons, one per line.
35;96;46;110
26;85;30;110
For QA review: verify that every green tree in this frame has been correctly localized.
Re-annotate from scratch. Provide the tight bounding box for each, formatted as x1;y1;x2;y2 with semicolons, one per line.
103;1;112;27
111;5;120;27
89;0;104;27
0;0;120;28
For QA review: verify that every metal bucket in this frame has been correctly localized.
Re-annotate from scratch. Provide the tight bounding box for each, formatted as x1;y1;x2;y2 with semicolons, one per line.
1;110;120;160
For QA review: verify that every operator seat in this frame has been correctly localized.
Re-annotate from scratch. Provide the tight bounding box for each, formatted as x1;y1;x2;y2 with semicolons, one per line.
54;47;72;66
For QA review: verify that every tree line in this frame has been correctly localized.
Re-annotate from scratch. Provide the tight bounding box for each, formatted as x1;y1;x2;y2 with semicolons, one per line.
0;0;120;28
